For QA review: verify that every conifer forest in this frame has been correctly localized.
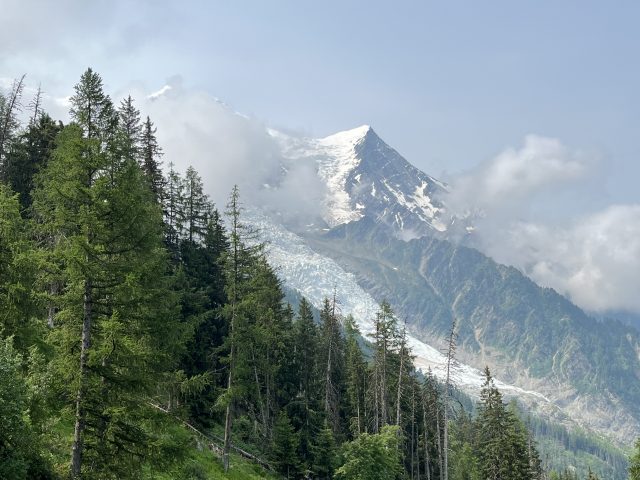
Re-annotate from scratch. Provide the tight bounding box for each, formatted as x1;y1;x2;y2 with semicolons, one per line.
1;69;640;480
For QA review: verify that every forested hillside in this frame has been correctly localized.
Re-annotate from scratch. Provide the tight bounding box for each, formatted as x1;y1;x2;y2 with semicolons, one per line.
304;216;640;446
0;70;637;480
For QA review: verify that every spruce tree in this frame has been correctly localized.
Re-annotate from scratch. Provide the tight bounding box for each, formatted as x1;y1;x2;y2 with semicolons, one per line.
117;95;142;163
319;295;345;433
272;411;301;479
140;116;165;202
34;69;183;479
221;185;260;471
4;113;61;210
181;166;210;243
344;315;367;437
290;297;322;471
368;300;397;432
0;185;41;350
312;421;337;480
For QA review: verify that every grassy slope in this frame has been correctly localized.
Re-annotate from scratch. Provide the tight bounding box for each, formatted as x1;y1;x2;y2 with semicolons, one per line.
147;448;279;480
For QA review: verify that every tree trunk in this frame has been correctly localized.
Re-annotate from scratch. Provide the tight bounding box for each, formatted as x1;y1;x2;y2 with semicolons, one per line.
70;278;92;478
443;321;456;480
223;340;234;472
396;327;406;426
436;410;443;480
252;349;268;437
423;399;431;480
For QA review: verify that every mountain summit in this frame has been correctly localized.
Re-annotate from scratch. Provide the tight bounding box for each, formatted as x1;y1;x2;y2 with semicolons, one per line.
255;123;640;450
271;125;451;238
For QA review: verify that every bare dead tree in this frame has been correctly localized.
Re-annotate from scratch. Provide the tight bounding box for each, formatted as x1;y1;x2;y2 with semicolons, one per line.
28;83;43;125
395;319;408;426
442;319;458;480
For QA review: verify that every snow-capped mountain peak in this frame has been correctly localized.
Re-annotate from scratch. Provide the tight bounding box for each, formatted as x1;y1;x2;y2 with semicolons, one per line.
318;124;372;145
271;124;450;237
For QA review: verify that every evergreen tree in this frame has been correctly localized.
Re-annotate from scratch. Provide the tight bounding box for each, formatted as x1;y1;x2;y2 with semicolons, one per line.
179;209;228;424
368;300;397;432
289;298;322;471
140;116;165;201
312;421;338;480
163;162;183;252
319;295;346;433
117;95;142;163
0;185;41;350
335;425;403;480
181;166;210;243
630;438;640;480
0;75;25;180
344;315;367;438
422;369;444;480
4;113;61;210
33;69;183;479
476;367;537;480
221;185;261;471
272;411;301;479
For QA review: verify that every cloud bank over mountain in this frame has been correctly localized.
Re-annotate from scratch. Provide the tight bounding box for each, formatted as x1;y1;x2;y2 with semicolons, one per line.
444;136;640;314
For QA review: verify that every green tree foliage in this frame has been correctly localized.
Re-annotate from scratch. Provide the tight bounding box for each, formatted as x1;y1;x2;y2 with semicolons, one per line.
0;69;574;480
335;425;403;480
312;421;337;479
630;438;640;480
271;411;301;478
33;68;185;479
0;338;52;479
140;116;165;201
476;367;539;480
344;315;367;438
4;113;61;210
181;166;210;242
319;296;346;433
0;185;41;350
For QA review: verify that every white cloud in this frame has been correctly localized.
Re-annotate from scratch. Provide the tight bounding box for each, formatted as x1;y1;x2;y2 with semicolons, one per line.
444;135;640;314
485;205;640;313
446;134;593;217
139;81;326;219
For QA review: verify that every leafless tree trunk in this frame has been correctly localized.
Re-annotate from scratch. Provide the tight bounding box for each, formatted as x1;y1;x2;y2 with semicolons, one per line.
396;322;407;426
442;320;457;480
436;407;443;480
29;83;43;125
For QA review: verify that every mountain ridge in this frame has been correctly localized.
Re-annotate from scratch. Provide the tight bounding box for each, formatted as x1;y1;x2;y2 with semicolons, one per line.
250;123;640;447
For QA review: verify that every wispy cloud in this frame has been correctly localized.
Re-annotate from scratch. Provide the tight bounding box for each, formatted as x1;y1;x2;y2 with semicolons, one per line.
139;80;327;220
444;136;640;314
446;134;593;218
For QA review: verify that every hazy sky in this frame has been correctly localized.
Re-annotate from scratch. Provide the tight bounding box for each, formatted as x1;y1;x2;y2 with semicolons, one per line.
2;1;638;204
2;0;639;313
